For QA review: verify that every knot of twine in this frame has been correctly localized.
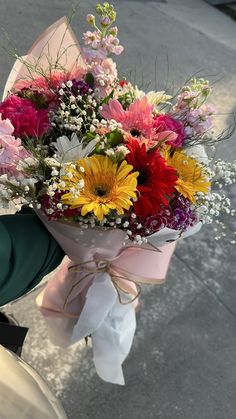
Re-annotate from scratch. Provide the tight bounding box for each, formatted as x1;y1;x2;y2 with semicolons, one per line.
63;258;141;309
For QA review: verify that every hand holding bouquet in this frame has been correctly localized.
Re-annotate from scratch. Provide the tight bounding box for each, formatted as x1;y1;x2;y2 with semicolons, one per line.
0;2;235;383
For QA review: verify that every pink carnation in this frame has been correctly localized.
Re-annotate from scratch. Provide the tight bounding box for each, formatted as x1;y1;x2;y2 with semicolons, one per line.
0;114;29;176
13;68;87;107
0;95;50;138
153;114;185;148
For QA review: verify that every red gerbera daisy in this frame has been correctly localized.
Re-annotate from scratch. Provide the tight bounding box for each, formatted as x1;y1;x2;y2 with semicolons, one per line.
126;139;178;218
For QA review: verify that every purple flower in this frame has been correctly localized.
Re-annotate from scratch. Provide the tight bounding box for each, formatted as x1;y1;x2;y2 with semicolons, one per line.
101;16;111;26
166;196;198;231
71;79;91;96
129;196;198;238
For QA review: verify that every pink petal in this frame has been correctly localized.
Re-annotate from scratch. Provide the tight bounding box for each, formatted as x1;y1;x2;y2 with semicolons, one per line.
100;99;125;122
156;130;177;143
0;114;14;136
128;97;154;116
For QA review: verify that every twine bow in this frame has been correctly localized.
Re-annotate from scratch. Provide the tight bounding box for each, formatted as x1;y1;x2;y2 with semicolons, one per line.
63;242;169;309
64;257;142;308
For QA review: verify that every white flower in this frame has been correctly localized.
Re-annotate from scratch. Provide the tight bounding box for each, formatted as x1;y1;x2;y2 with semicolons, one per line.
105;149;115;157
90;125;96;133
58;180;66;188
17;156;39;171
44;157;61;168
51;169;59;176
53;133;97;163
185;145;209;165
20;178;37;188
147;91;172;105
0;174;8;183
77;179;85;189
134;86;172;105
116;145;130;156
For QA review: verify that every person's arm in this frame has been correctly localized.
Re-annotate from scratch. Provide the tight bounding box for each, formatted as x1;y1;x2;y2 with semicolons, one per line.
0;208;64;306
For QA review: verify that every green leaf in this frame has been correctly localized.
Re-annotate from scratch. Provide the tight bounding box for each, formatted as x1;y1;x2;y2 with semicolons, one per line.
106;130;123;147
100;89;114;105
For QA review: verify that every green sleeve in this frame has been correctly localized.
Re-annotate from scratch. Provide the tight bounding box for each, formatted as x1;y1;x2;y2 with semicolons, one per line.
0;209;64;306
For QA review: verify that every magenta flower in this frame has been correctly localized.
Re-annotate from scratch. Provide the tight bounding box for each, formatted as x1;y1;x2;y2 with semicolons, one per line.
153;114;185;148
0;114;29;176
0;95;50;138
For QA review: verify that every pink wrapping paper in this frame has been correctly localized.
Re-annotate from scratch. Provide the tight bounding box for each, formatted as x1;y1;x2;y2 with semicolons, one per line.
36;210;176;321
3;17;86;99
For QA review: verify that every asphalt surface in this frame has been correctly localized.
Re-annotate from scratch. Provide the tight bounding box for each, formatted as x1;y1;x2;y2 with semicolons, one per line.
1;1;236;418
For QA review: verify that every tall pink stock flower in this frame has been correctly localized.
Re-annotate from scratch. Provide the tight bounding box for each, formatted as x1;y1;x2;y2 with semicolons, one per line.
91;58;117;98
83;30;124;62
101;97;177;146
185;104;215;136
0;95;50;138
0;114;29;175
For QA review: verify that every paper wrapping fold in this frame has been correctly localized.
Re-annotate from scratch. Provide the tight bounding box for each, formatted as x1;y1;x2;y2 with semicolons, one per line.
35;211;201;384
3;17;86;100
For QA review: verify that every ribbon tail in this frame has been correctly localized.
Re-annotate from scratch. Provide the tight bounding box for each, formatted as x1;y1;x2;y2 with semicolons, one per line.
71;272;136;385
70;272;117;343
92;298;136;385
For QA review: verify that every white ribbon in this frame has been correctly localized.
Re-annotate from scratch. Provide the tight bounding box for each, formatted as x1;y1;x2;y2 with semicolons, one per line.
70;272;135;384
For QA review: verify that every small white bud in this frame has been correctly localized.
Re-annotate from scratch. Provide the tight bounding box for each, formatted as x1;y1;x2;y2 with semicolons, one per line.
90;125;96;133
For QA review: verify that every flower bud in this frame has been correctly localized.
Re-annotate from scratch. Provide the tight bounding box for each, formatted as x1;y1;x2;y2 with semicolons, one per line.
109;26;118;36
86;14;95;25
96;4;103;15
100;16;110;27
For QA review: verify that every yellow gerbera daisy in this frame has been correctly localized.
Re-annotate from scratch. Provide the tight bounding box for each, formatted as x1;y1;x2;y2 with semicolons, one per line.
163;147;211;203
60;155;139;221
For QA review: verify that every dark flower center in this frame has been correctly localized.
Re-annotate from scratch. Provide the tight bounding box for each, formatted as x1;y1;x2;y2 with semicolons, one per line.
94;187;108;197
130;129;141;137
138;169;148;185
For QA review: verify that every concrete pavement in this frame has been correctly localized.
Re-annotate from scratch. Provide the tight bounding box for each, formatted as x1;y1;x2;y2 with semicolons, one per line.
0;1;236;418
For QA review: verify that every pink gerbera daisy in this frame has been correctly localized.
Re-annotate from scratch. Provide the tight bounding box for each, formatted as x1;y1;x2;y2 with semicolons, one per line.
101;97;177;147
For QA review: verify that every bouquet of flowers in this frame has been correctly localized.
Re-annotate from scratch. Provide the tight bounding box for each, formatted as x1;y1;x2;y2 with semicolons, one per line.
0;3;235;384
